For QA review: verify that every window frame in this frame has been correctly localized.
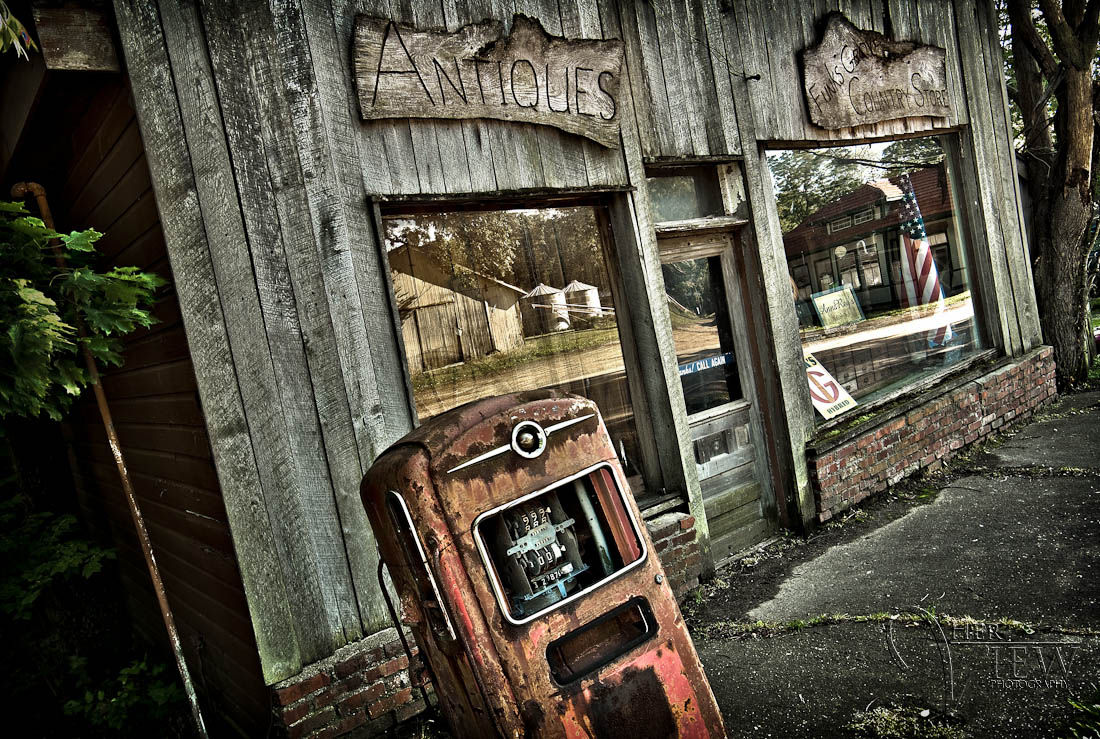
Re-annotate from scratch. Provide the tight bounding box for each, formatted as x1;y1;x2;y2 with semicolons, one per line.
370;192;672;508
763;133;996;434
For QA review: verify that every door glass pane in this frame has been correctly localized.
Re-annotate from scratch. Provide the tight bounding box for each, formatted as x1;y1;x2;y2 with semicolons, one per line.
661;256;742;414
384;206;644;479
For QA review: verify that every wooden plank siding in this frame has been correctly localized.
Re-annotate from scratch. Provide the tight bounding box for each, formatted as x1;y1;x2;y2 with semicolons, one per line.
57;80;268;733
107;0;1042;696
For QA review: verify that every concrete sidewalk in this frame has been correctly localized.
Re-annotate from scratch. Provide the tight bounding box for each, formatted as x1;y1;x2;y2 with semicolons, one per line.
689;391;1100;738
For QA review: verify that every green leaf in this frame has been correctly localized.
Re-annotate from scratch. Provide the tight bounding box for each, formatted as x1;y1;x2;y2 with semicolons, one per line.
9;215;55;239
60;229;102;252
0;201;160;419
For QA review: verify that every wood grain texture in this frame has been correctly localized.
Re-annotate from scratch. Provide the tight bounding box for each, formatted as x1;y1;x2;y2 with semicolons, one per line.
718;5;817;529
112;0;302;686
32;7;121;72
951;0;1021;354
196;0;369;648
596;0;710;553
156;0;349;664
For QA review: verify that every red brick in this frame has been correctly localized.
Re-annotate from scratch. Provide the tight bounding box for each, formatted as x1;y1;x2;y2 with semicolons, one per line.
315;710;371;739
341;680;386;714
679;515;695;530
277;672;332;706
368;688;414;720
364;655;409;683
288;706;335;739
670;531;695;548
315;676;360;708
334;646;384;680
281;700;313;726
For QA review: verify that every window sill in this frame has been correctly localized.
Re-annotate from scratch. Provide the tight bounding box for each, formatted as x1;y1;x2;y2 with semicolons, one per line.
653;215;748;237
808;348;1000;453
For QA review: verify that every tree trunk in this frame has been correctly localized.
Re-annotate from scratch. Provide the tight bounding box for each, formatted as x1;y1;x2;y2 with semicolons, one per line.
1033;67;1095;387
1008;0;1098;389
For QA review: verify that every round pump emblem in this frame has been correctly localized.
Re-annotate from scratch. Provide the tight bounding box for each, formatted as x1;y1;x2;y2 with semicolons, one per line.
511;420;547;459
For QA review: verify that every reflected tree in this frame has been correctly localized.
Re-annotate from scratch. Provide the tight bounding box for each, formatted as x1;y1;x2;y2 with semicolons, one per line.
768;150;866;232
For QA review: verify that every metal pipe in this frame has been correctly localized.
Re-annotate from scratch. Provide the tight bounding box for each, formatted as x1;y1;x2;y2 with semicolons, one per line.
377;560;433;707
574;478;614;576
10;182;209;739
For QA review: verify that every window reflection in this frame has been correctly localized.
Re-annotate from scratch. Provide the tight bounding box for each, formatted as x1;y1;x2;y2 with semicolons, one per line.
768;136;983;420
385;206;643;477
646;168;724;223
661;256;741;414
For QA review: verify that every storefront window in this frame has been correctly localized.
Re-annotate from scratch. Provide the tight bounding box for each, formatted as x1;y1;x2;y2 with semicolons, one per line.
384;206;644;477
767;136;984;421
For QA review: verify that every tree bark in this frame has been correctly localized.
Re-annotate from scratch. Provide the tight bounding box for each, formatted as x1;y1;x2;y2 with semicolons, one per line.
1009;0;1098;388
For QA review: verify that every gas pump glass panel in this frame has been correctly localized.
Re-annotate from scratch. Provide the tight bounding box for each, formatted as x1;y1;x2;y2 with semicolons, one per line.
473;462;646;625
384;206;645;481
661;256;742;414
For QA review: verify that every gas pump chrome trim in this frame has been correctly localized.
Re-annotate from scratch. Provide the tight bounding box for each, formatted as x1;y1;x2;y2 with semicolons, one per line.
471;460;649;626
445;413;596;474
387;490;457;640
510;420;548;459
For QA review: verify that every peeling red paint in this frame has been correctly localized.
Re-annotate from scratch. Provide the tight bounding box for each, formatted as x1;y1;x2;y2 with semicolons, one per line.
361;391;725;737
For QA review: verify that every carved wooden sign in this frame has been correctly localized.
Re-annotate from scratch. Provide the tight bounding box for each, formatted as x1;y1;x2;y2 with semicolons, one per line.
353;14;624;148
802;13;952;129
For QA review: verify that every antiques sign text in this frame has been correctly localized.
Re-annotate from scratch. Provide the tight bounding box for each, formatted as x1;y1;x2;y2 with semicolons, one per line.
353;15;624;147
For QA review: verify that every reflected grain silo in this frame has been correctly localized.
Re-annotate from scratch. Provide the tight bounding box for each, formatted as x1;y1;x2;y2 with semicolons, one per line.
563;279;602;317
521;283;570;335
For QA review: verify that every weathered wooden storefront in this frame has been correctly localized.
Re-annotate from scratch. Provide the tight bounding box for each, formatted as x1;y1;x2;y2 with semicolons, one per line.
2;0;1056;735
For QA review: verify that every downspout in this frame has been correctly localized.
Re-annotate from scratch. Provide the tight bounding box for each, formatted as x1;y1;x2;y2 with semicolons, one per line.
11;182;209;739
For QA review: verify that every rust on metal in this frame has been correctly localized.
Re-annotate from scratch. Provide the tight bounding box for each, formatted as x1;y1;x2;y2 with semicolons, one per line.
361;390;725;737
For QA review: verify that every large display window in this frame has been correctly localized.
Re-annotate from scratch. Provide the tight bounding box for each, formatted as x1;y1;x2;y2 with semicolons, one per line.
384;205;644;479
768;136;986;420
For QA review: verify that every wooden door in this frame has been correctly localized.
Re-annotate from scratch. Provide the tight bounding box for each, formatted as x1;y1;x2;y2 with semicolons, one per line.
659;230;775;565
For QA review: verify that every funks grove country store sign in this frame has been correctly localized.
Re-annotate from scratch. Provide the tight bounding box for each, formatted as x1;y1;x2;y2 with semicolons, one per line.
802;13;953;129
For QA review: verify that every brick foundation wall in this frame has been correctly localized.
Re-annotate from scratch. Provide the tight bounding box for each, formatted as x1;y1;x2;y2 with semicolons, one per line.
810;347;1056;523
273;628;431;738
271;510;705;738
646;511;703;597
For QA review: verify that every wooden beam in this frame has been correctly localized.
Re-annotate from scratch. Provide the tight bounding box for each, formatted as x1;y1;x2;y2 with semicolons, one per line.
111;0;302;685
32;6;121;72
718;6;817;531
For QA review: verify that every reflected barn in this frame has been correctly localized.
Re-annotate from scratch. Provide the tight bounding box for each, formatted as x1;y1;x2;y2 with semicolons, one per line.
384;206;645;484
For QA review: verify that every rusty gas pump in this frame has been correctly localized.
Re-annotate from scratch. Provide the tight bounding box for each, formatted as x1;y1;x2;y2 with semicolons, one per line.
360;391;725;738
